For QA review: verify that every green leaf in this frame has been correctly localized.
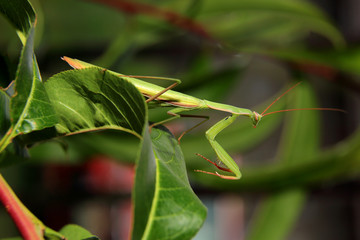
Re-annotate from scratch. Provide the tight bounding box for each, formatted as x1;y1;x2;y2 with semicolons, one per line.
10;27;58;135
246;80;319;240
132;124;207;240
59;224;99;240
44;68;146;137
42;227;66;240
200;0;344;49
247;189;306;240
1;0;56;136
0;90;10;138
0;10;58;153
0;0;36;43
0;0;56;151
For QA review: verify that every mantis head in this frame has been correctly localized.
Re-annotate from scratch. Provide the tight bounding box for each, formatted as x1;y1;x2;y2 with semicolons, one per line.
250;111;262;128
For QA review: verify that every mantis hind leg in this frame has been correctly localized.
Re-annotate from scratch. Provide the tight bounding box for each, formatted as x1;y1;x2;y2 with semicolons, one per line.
196;114;241;180
138;77;181;103
145;82;178;103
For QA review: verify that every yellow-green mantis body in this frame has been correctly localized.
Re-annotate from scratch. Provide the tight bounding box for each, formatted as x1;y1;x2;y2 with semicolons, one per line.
62;56;344;180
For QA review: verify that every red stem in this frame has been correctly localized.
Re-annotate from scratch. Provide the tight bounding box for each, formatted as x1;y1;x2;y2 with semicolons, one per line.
0;174;41;240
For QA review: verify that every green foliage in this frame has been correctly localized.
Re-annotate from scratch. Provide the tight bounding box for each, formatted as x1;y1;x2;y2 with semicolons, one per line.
45;68;146;137
133;125;206;240
10;26;57;135
0;0;359;240
0;0;35;43
59;224;99;240
200;0;344;48
0;0;57;154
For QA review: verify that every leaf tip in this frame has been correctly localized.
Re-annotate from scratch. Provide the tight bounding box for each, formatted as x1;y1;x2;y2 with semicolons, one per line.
61;56;85;70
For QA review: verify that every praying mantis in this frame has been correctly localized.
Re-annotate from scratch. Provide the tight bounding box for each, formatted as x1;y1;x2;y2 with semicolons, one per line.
62;56;344;180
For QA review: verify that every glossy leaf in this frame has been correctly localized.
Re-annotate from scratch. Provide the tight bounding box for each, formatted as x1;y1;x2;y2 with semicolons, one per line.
45;68;146;137
0;0;58;154
0;0;36;43
59;224;99;240
10;26;58;135
132;124;207;240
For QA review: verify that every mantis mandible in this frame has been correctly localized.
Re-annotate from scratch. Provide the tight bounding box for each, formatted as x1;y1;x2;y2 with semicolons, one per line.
62;56;344;180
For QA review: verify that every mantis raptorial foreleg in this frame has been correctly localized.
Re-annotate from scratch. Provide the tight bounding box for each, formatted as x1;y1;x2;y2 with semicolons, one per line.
195;114;241;179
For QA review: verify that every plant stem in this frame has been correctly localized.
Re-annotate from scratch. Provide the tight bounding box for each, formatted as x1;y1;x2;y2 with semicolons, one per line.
0;127;14;153
0;173;42;240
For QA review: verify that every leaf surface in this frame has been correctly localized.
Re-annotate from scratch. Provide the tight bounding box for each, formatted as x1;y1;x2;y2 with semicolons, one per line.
44;68;146;137
0;0;58;154
59;224;99;240
0;0;36;43
10;27;58;135
132;125;207;240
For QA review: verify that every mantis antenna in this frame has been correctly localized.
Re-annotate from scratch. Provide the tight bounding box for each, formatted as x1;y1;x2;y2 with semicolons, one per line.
261;81;346;117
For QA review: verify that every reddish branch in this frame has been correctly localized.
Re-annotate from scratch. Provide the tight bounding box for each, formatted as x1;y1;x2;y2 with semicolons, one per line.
292;61;360;93
293;62;338;80
88;0;214;41
0;174;41;240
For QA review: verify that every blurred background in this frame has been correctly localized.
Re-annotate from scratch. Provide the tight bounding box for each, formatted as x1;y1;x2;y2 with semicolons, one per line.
1;0;360;239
